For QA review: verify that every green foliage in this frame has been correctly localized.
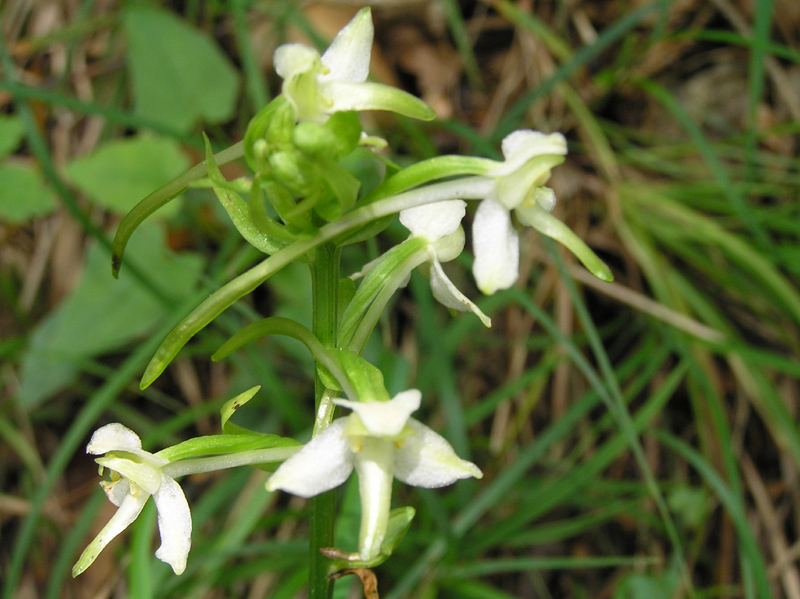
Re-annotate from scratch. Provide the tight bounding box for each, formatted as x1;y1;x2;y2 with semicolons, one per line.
2;2;798;599
0;115;24;158
64;136;190;216
0;164;56;223
123;4;239;132
18;223;203;408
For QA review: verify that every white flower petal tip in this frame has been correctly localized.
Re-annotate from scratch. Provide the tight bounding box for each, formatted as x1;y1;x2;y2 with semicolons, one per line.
74;424;192;577
399;201;490;325
429;257;491;327
394;420;482;487
321;7;373;83
86;422;142;454
335;390;422;437
153;475;192;575
472;197;519;295
399;200;467;242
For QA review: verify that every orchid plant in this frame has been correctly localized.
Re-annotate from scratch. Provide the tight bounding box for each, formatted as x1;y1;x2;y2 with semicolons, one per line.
76;7;611;598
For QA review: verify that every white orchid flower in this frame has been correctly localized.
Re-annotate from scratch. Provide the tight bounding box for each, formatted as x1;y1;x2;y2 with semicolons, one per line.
400;200;491;327
472;130;568;295
266;390;481;560
273;7;434;123
72;423;192;577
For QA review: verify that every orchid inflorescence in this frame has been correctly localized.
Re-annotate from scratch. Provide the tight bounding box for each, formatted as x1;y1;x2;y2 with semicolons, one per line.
75;6;611;590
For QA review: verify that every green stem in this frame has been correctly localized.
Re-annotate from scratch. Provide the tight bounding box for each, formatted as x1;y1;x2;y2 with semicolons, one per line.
308;242;340;599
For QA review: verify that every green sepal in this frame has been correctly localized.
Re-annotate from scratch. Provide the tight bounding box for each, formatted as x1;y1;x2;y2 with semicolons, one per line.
204;134;292;255
333;349;390;403
243;95;293;173
155;432;300;463
358;155;496;207
339;237;427;346
515;204;614;282
324;507;415;572
292;111;361;161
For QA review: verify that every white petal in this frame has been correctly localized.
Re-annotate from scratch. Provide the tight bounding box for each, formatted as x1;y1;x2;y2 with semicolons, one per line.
399;200;466;242
492;130;567;177
394;419;482;487
87;423;142;455
153;475;192;575
353;438;394;560
320;7;373;83
472;198;519;295
266;419;354;498
429;255;491;327
72;491;147;576
273;43;319;80
335;390;421;438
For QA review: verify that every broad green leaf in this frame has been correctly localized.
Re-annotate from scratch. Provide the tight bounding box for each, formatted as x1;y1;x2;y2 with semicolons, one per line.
0;164;56;223
18;222;204;408
64;136;189;216
123;5;239;132
0;115;24;159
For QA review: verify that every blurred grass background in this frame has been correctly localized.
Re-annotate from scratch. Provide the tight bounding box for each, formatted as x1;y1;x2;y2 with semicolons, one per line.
1;0;799;598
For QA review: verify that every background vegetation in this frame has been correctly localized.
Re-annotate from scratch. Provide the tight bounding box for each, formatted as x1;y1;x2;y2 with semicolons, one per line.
1;0;799;598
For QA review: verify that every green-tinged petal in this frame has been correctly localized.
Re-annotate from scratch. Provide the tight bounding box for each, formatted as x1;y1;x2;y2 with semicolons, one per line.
274;43;319;80
489;130;567;209
429;254;491;327
72;492;147;577
153;474;192;575
324;81;435;121
515;204;613;282
96;455;163;495
492;130;567;177
266;419;353;497
394;419;482;487
353;438;394;560
430;226;465;263
399;200;466;242
87;422;142;455
472;198;519;295
335;390;421;438
320;7;372;83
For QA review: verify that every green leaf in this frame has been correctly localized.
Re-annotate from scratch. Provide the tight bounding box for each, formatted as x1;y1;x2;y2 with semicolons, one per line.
64;136;190;216
123;5;239;132
0;115;25;159
18;222;204;408
0;164;56;223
